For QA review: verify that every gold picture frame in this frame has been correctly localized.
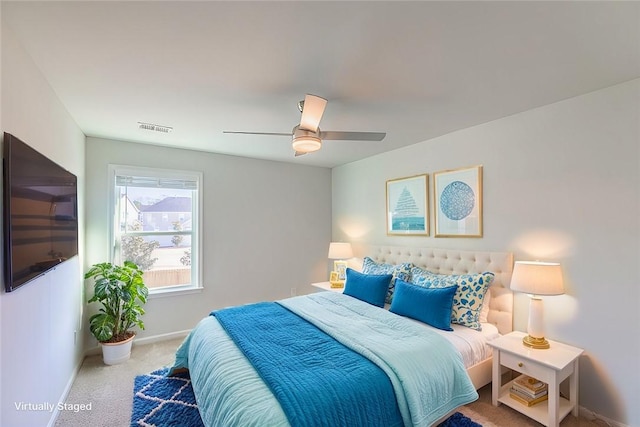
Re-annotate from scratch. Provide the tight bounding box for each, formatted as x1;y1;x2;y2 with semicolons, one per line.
329;271;343;288
333;260;348;281
433;165;483;237
386;174;429;236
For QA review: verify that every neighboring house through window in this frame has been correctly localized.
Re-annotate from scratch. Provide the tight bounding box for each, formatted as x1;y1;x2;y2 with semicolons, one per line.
109;165;202;295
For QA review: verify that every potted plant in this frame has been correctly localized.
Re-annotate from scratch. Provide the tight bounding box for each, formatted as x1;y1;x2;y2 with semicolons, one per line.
85;260;148;365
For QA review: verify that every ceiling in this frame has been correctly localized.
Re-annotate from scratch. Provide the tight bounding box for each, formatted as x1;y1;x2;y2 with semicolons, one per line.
3;1;639;168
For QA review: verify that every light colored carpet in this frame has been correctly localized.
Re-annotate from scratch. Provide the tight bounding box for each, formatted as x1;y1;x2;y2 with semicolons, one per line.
55;338;184;427
56;338;610;427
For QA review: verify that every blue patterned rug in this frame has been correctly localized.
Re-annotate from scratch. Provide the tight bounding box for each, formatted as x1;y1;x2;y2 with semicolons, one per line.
131;368;203;427
131;368;482;427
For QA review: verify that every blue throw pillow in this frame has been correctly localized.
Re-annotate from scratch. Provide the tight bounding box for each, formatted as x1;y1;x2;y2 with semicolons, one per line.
414;272;494;331
389;279;457;331
362;257;413;304
343;268;392;308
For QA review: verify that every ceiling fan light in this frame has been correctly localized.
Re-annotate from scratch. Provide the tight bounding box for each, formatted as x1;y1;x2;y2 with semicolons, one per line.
292;135;322;153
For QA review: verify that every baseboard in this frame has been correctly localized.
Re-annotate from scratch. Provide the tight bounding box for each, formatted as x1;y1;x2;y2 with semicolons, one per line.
47;354;85;427
579;405;628;427
84;329;191;357
133;329;191;346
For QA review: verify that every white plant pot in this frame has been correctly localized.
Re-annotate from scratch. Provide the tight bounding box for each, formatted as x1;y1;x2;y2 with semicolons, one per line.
101;334;135;365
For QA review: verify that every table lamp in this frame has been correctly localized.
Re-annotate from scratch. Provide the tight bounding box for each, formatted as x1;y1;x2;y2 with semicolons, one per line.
510;261;564;349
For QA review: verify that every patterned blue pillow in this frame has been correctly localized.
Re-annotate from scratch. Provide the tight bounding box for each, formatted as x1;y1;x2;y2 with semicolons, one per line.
412;270;495;331
410;266;437;287
362;257;412;304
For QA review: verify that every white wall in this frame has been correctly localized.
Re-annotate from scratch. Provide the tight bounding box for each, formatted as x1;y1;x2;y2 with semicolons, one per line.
332;79;639;426
1;24;86;427
85;137;332;347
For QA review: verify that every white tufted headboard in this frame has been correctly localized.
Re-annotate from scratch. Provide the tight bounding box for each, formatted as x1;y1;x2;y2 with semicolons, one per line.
354;245;514;335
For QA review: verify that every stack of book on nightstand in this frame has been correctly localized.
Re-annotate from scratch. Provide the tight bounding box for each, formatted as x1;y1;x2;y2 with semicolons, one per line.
509;375;548;407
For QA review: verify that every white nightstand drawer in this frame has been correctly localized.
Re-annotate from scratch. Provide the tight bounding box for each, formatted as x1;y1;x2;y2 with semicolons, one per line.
500;351;548;381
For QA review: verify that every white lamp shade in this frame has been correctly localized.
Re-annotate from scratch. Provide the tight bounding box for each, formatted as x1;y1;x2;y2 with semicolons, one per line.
510;261;564;296
328;242;353;259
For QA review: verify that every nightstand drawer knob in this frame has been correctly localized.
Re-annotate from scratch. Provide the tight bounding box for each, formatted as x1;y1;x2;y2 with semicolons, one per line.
518;362;524;367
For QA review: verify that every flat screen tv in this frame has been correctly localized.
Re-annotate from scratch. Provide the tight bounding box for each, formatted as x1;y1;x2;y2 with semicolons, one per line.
3;132;78;292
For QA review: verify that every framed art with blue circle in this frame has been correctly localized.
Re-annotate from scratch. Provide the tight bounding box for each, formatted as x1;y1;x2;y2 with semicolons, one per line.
434;165;482;237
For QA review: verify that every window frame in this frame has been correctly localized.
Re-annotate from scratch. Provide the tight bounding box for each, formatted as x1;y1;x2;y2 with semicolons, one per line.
108;164;203;297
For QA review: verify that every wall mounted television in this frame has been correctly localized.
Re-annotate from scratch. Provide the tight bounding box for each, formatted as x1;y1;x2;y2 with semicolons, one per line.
3;132;78;292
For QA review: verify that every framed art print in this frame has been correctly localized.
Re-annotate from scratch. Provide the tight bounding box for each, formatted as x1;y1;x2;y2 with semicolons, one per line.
333;260;348;281
386;174;428;235
329;271;339;283
434;165;483;237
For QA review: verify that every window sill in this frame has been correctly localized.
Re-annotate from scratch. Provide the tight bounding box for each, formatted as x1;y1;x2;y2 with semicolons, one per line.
148;285;204;299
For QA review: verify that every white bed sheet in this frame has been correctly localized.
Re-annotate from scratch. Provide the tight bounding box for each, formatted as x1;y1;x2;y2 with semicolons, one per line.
405;318;500;368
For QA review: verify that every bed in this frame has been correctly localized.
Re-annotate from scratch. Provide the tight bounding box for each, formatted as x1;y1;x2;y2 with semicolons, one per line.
361;245;514;390
172;245;513;427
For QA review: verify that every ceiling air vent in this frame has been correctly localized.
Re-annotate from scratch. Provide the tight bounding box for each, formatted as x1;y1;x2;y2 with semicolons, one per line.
138;122;173;133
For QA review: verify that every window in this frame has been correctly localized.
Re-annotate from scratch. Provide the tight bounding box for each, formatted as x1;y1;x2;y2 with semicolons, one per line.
109;165;202;295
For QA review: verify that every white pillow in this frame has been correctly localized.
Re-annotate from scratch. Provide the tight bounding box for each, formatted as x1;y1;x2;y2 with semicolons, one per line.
480;321;500;341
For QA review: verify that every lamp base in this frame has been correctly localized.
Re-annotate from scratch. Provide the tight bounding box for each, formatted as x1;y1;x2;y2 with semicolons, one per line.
522;334;550;349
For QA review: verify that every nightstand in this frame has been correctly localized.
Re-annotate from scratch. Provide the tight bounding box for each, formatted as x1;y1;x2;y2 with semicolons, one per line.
311;281;344;293
488;331;584;427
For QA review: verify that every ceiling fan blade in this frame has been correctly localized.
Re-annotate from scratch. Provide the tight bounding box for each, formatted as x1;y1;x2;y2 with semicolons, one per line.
223;131;292;137
294;151;307;157
320;131;386;141
299;94;327;132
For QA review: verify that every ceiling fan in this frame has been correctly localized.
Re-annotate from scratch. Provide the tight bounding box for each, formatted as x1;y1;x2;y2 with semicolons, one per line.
223;94;386;156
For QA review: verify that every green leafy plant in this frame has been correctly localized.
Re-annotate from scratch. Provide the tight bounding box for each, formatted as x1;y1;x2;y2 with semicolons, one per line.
86;261;149;343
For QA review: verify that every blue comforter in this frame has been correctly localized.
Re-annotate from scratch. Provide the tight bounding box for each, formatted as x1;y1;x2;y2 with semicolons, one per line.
173;292;478;427
214;302;403;427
